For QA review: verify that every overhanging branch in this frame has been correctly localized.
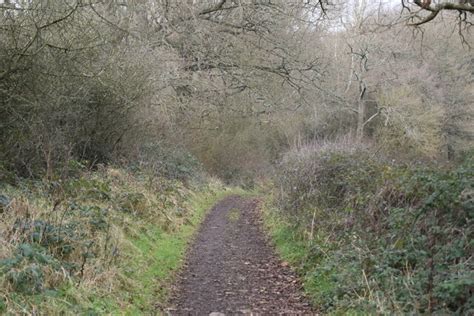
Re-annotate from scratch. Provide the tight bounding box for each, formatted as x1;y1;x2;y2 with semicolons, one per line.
410;1;474;26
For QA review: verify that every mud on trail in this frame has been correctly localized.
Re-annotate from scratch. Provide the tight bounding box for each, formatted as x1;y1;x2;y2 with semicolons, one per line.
167;195;313;315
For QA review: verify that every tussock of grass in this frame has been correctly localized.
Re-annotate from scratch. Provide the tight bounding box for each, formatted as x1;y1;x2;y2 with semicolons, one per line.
0;167;228;314
227;208;241;223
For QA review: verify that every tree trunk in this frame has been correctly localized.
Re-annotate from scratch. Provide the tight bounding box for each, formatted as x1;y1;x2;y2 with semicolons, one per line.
356;85;367;142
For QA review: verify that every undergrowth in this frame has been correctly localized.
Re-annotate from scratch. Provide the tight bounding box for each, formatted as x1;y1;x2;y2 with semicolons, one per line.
0;164;227;314
265;145;473;315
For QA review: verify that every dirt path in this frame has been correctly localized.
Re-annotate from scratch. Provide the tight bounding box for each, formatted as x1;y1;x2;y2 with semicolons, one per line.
167;195;314;315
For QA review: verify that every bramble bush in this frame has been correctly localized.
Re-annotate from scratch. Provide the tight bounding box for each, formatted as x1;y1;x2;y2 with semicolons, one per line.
274;144;473;314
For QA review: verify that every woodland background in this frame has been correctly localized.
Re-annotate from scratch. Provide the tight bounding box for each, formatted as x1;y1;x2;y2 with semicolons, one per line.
0;0;472;314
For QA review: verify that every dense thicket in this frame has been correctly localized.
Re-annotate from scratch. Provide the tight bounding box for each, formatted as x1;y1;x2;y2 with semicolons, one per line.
272;143;473;313
0;2;158;179
0;0;326;182
1;1;472;182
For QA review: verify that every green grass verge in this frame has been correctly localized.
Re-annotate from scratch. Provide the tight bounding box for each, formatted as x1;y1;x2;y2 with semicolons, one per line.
262;203;361;315
122;187;255;313
92;188;241;315
261;198;336;315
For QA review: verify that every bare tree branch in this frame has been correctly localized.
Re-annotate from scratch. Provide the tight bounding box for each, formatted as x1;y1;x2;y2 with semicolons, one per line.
409;0;474;26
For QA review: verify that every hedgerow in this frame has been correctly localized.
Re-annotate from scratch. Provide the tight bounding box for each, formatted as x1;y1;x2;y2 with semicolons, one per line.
272;145;473;314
